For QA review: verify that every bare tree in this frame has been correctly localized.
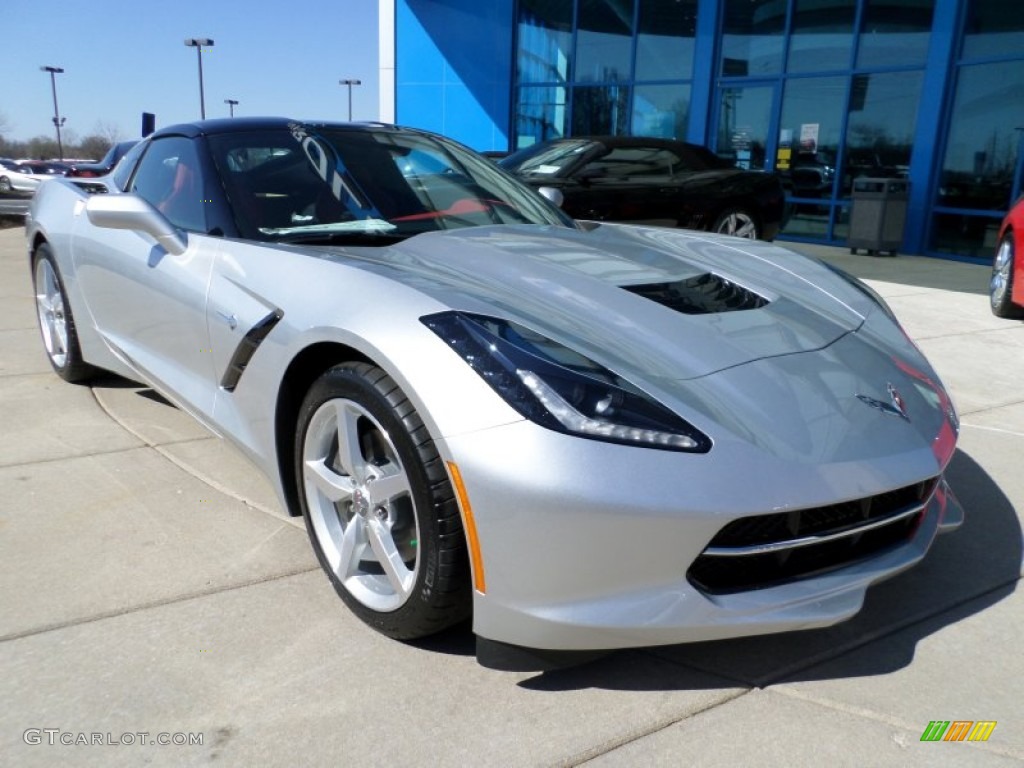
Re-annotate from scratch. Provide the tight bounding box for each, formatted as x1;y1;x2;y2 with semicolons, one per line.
93;120;123;144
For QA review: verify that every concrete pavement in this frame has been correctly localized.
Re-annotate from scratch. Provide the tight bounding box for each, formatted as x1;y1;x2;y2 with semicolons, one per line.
1;226;1021;766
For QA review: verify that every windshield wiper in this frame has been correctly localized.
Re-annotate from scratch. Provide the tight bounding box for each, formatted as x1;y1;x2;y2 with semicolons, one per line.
274;230;409;246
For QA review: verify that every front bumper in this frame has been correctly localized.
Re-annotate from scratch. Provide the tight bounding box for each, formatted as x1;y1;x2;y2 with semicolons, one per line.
441;419;962;652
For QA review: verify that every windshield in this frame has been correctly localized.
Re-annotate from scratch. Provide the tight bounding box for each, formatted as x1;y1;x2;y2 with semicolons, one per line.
208;124;572;244
499;140;594;178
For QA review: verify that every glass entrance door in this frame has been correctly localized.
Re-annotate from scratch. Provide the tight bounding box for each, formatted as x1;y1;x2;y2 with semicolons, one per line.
713;84;778;173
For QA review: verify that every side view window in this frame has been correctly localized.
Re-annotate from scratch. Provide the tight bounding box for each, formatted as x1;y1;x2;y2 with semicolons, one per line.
111;141;147;191
129;137;206;232
583;146;681;180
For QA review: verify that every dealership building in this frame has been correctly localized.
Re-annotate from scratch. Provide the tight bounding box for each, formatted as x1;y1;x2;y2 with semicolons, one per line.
379;0;1023;259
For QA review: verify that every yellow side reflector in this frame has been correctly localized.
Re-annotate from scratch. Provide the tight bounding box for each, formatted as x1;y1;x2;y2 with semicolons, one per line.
447;461;486;594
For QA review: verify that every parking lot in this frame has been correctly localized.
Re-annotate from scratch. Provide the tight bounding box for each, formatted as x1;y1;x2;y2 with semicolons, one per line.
1;223;1022;766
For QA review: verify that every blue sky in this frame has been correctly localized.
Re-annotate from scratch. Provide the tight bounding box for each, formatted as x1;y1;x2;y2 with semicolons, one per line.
3;0;380;143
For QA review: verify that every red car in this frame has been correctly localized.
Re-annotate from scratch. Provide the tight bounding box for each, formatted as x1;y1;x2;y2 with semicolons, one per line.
992;197;1024;319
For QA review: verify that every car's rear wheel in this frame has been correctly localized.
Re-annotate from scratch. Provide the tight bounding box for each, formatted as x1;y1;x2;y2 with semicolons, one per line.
32;244;96;382
990;233;1024;319
712;208;760;240
296;362;471;639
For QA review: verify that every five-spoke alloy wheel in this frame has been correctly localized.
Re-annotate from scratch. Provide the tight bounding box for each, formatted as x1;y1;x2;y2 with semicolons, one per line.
296;362;470;639
712;208;760;240
32;244;94;382
990;233;1024;319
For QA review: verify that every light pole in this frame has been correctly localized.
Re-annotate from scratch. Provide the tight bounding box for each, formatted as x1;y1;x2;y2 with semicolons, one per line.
225;99;238;117
340;78;361;121
184;38;215;119
40;66;65;160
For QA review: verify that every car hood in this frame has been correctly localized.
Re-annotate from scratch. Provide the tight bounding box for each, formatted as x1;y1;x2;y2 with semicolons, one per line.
317;223;874;383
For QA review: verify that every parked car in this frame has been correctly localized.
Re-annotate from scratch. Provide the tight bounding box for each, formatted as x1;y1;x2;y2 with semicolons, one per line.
28;118;962;667
68;140;140;178
991;196;1024;319
0;159;41;193
19;160;71;177
500;136;786;240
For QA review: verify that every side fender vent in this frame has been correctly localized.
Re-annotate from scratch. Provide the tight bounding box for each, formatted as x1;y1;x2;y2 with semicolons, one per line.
625;273;768;315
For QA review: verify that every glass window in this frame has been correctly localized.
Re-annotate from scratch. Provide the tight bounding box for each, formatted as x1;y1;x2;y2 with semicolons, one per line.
930;212;1003;258
781;202;835;238
576;0;635;82
515;86;569;148
130;136;206;233
517;0;574;83
841;71;922;198
778;77;846;198
571;85;630;135
787;0;856;73
962;0;1024;60
857;0;935;67
716;85;774;170
937;61;1024;211
635;0;697;81
720;0;785;76
583;145;683;179
632;84;691;138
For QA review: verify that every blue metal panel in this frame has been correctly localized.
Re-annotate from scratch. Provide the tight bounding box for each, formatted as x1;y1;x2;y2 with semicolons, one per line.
395;0;514;151
902;0;962;255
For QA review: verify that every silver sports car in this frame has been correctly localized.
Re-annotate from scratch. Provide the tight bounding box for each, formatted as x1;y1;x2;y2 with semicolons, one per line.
27;118;963;668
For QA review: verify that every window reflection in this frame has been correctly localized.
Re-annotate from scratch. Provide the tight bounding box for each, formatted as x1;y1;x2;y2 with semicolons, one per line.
841;71;922;197
778;77;846;198
857;0;934;67
938;61;1024;211
635;0;697;81
515;86;569;149
962;0;1024;60
716;86;772;170
571;85;630;135
576;0;635;82
721;0;785;76
517;0;573;84
787;0;856;73
632;84;691;138
930;212;1004;258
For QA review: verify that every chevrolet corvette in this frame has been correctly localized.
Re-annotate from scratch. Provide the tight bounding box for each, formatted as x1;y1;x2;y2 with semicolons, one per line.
27;118;963;667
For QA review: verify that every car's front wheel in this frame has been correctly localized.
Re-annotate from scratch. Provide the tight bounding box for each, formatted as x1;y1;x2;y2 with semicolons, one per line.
990;233;1024;319
32;244;96;382
712;208;760;240
0;176;12;193
296;362;471;639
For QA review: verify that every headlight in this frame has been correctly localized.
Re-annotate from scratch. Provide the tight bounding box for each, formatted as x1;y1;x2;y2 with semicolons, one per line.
422;312;711;452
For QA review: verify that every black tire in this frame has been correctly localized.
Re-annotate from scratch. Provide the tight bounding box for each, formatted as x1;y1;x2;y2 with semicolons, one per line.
295;362;471;639
711;208;760;240
32;244;97;382
990;233;1024;319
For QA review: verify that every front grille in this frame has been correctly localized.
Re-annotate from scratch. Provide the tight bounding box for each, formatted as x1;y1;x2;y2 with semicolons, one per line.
625;272;768;315
687;477;938;594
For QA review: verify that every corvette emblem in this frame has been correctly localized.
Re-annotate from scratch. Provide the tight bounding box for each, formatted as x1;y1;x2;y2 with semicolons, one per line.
857;383;910;421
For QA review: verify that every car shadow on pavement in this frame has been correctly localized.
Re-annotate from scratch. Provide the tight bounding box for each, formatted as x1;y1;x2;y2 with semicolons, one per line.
517;448;1020;691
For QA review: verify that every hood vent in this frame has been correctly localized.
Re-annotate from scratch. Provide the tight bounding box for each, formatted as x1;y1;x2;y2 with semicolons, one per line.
624;272;769;315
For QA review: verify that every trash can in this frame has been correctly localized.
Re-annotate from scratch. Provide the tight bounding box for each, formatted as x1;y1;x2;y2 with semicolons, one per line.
848;177;909;256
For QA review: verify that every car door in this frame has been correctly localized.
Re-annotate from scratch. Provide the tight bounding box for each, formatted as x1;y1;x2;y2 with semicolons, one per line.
71;135;220;422
563;144;681;226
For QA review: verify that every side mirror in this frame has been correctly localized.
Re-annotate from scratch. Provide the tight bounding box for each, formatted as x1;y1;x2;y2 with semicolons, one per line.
84;194;187;256
538;186;564;208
